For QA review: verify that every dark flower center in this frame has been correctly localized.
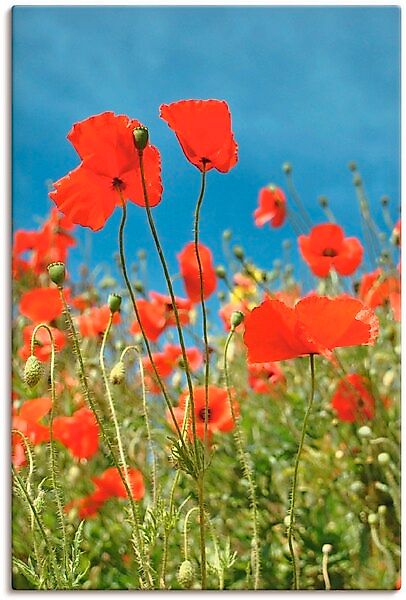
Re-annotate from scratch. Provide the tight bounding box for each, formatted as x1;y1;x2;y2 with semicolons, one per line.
322;247;338;257
112;177;126;191
198;407;212;422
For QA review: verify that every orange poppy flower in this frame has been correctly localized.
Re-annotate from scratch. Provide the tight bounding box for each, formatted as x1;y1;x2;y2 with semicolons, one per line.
248;362;286;395
331;374;375;422
178;242;217;303
12;397;52;467
19;324;66;362
53;407;99;459
77;305;121;338
170;385;238;440
19;287;67;323
298;224;363;277
66;467;145;519
160;99;238;173
49;112;163;231
130;293;192;342
243;294;378;363
358;268;400;310
254;185;286;228
142;344;203;393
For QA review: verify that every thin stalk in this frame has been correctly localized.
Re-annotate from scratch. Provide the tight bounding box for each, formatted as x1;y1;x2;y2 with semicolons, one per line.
134;156;200;462
287;353;316;590
12;464;60;587
321;548;332;590
121;345;157;507
183;506;199;560
224;329;261;589
117;197;186;447
58;288;148;588
197;475;207;588
284;170;312;230
99;318;151;586
31;324;68;576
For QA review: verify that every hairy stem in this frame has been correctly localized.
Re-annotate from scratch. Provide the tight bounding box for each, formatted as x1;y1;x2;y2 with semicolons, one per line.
224;329;261;589
287;353;316;590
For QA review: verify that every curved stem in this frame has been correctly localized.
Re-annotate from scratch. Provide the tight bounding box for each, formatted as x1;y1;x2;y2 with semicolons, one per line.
183;506;199;560
287;353;316;590
31;323;68;577
99;319;151;586
117;197;186;447
135;155;200;463
58;288;148;588
224;329;261;589
121;345;157;506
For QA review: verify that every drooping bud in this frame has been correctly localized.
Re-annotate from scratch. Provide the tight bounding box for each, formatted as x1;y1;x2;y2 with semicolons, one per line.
217;291;226;302
230;310;244;329
358;425;372;438
377;452;390;465
380;195;389;207
322;544;333;554
368;513;378;525
353;174;362;187
222;229;232;242
108;293;122;314
233;245;244;260
319;196;329;208
133;126;149;151
215;265;226;279
24;355;44;388
177;560;195;589
134;280;144;293
47;262;66;287
109;361;125;385
348;161;357;172
282;162;292;174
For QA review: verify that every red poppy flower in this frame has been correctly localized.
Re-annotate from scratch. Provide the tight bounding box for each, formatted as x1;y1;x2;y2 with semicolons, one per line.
66;467;145;519
178;242;217;303
169;385;238;440
19;287;66;323
12;397;51;467
77;305;121;338
248;362;286;395
254;185;286;228
19;324;66;362
331;374;375;422
49;112;163;231
160;99;238;173
53;407;99;459
359;268;400;310
243;294;379;363
142;344;203;393
298;224;363;277
130;293;192;342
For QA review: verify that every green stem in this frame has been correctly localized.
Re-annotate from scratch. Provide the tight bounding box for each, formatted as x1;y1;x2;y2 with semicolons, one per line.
287;353;316;590
100;319;151;587
31;324;68;578
197;475;207;588
117;197;186;447
121;345;158;507
183;506;199;560
58;288;147;588
224;329;261;589
135;154;200;463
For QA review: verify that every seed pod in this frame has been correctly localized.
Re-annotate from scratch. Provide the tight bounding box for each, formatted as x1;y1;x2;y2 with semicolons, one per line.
108;293;122;314
47;262;66;286
177;560;195;589
230;310;244;329
24;355;44;387
109;361;125;385
133;126;149;151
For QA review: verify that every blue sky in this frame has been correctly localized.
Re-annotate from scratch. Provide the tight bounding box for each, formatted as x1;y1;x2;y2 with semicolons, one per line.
12;5;400;295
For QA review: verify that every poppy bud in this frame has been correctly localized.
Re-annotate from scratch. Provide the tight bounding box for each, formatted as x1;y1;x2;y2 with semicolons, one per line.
24;355;44;388
353;174;362;187
368;513;378;525
222;229;232;241
381;195;389;207
47;262;66;287
319;196;329;208
110;361;125;385
137;249;147;260
233;245;244;260
217;291;226;302
358;425;372;438
282;162;292;174
215;265;226;279
108;293;122;314
230;310;244;329
348;161;357;172
177;560;195;589
134;280;144;293
377;452;390;465
378;505;387;516
282;239;291;250
322;544;333;554
133;126;149;151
